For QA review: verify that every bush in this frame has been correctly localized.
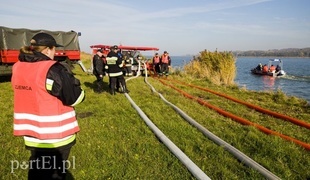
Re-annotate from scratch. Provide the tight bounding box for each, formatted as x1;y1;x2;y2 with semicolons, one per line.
183;50;236;85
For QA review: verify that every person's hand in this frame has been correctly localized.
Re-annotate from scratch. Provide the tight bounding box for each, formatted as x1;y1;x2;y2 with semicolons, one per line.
74;79;81;86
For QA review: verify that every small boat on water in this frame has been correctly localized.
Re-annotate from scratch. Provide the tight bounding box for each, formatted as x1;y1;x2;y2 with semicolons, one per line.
251;58;286;77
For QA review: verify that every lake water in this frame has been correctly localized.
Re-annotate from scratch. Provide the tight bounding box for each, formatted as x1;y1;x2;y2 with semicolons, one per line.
170;56;310;103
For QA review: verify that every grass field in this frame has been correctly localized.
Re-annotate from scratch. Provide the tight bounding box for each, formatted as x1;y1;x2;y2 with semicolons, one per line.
1;56;310;179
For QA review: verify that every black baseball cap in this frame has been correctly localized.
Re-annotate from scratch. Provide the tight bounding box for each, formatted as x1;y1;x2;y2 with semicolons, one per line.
31;33;63;47
112;45;118;50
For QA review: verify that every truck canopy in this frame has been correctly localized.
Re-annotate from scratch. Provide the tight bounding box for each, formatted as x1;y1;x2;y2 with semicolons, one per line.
0;26;80;50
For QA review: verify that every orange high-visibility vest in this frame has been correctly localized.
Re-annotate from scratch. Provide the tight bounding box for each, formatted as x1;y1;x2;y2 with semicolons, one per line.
269;66;276;72
161;55;169;64
262;65;268;73
153;56;160;64
12;60;80;140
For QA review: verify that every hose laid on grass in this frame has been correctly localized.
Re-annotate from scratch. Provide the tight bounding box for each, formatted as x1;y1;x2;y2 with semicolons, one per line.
145;76;281;179
126;61;143;82
157;78;310;151
163;78;310;130
125;64;211;180
123;93;210;180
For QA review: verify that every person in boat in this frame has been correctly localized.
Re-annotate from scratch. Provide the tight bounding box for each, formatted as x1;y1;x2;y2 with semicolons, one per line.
269;65;276;73
275;64;281;73
262;64;268;73
255;63;262;71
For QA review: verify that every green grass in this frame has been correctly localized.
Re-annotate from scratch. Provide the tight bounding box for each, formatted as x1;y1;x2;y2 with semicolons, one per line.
1;57;310;179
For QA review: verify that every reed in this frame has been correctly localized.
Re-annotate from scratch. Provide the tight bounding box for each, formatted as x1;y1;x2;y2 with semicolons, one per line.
183;50;236;85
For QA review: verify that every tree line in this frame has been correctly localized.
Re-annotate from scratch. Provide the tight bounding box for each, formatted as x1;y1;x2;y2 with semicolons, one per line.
232;47;310;57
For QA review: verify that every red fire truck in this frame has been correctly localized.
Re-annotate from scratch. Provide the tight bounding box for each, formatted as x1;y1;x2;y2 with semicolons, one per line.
0;26;87;76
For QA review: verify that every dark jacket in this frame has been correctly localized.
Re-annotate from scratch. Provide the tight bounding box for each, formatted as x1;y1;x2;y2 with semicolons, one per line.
93;53;105;77
105;51;123;75
18;51;84;106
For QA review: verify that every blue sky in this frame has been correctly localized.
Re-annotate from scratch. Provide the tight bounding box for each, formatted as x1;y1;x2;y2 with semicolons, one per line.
1;0;309;55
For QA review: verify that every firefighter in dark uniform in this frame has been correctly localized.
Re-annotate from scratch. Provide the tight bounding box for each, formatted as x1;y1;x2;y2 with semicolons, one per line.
105;45;129;95
124;51;133;76
92;49;105;93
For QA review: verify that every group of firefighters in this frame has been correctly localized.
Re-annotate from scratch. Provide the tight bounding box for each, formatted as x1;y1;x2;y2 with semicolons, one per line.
92;45;171;94
150;51;172;76
121;50;172;77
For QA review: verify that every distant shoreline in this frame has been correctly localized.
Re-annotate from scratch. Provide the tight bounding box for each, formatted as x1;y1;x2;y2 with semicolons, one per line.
235;56;310;58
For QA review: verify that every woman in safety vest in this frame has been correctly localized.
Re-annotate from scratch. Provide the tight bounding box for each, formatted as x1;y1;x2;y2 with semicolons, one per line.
11;33;85;179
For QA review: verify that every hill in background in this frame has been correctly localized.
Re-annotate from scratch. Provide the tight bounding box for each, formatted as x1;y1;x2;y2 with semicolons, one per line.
233;47;310;57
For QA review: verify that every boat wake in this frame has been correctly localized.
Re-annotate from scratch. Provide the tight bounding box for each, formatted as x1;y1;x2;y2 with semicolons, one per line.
282;74;310;82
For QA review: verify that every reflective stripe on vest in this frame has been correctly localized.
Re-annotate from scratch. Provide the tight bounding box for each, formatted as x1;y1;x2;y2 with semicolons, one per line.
106;57;118;64
24;134;76;148
13;111;78;139
106;57;123;76
125;59;132;67
71;90;85;107
12;61;80;140
108;71;123;77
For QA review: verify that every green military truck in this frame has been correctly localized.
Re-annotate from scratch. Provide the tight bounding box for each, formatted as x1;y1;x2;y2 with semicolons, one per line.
0;26;87;76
